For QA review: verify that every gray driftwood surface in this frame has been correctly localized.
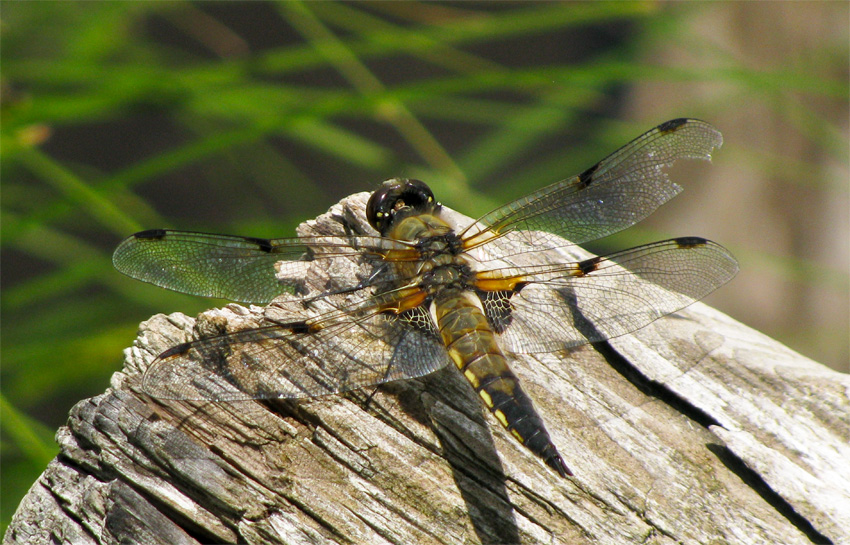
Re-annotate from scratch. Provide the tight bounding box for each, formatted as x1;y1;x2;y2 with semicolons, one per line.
6;193;849;545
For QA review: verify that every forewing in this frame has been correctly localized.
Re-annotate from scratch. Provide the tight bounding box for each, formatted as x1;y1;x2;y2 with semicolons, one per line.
141;295;450;401
461;119;722;251
113;229;406;304
481;238;739;354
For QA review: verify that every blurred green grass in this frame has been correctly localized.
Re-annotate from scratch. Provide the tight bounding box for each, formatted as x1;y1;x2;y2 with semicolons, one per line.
2;1;847;532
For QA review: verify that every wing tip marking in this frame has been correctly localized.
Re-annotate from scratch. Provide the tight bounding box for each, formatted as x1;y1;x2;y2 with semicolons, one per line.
657;117;690;133
134;229;167;240
577;256;603;276
577;162;598;188
159;342;192;359
673;236;709;249
243;236;274;253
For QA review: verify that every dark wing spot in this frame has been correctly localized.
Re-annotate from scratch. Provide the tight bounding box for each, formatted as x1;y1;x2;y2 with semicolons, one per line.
243;236;274;253
265;318;314;334
577;162;599;188
399;307;438;335
134;229;167;240
478;290;515;333
578;256;603;276
674;236;708;249
159;342;192;359
657;118;689;134
290;321;314;334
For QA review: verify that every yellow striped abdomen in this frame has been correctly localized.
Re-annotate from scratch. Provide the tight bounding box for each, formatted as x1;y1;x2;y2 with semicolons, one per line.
432;290;571;477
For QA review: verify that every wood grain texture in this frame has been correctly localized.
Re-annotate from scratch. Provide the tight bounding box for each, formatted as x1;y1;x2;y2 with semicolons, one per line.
6;193;848;545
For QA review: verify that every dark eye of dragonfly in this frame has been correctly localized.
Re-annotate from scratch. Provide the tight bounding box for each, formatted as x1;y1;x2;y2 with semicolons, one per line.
366;178;439;235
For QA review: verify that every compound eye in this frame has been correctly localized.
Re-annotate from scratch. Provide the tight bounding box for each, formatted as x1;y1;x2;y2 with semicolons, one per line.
399;179;435;211
366;178;435;234
366;183;396;233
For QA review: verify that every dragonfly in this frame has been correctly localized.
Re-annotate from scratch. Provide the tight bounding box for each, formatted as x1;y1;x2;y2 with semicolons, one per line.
113;118;738;477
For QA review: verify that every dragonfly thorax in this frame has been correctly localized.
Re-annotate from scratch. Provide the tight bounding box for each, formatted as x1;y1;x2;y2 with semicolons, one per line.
394;215;472;293
415;230;463;258
420;262;473;293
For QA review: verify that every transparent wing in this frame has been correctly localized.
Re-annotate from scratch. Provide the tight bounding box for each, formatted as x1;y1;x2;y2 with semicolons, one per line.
113;229;414;304
475;238;739;354
142;294;449;401
460;119;723;251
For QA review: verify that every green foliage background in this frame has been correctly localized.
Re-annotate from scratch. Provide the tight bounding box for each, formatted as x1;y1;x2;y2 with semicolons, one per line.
2;1;847;531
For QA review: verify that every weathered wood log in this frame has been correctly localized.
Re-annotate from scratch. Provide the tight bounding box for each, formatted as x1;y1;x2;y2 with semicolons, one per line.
6;193;848;545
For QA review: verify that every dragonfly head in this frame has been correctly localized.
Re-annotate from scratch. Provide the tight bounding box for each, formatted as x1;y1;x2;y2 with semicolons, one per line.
367;178;440;235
